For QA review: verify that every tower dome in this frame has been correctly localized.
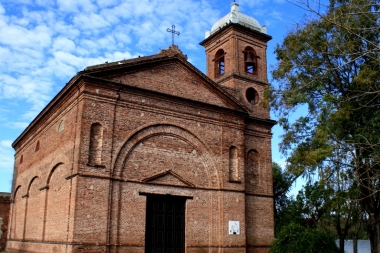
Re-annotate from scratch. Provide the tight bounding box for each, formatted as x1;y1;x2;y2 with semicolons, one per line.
205;2;267;38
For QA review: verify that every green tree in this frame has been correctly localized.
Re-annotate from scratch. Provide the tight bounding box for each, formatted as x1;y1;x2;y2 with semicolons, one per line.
272;162;294;235
269;0;380;252
321;163;363;253
273;169;364;253
270;223;339;253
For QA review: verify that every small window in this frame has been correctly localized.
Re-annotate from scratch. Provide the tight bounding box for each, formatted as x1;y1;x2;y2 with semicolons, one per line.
246;87;259;105
214;49;225;77
243;47;257;74
35;140;40;152
20;154;24;164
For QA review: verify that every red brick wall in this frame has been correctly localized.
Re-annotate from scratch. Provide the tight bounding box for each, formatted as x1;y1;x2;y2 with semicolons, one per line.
0;192;11;252
7;85;81;253
24;177;44;241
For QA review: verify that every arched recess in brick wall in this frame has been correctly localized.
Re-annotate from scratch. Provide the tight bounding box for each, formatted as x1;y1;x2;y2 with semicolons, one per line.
25;177;44;240
44;163;70;242
112;124;220;247
10;186;25;240
114;124;219;188
246;149;260;192
88;123;103;166
229;146;239;181
35;140;40;152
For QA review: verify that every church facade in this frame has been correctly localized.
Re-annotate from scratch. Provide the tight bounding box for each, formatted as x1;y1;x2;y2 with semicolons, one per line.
7;3;275;253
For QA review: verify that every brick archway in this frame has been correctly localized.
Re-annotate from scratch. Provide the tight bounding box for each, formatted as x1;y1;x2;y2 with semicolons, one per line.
113;123;219;188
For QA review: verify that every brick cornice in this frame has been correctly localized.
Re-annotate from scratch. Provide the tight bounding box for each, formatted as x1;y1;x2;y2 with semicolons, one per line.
216;73;269;87
80;75;248;118
199;22;272;47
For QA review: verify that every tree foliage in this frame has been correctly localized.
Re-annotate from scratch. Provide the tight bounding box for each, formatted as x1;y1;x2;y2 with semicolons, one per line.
270;0;380;251
272;162;294;235
270;223;340;253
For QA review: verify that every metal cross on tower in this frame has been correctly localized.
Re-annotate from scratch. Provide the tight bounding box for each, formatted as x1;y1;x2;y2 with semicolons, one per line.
166;25;180;45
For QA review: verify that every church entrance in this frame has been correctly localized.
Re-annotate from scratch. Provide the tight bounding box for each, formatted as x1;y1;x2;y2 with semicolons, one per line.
145;195;186;253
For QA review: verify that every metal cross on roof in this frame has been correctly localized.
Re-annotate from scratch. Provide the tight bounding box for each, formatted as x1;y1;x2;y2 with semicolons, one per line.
167;25;180;45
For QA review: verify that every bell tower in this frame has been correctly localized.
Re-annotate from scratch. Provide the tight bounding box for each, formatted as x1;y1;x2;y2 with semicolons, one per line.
201;3;276;252
200;2;272;119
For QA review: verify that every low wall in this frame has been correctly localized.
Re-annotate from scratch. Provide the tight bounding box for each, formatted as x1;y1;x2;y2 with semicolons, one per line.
0;192;11;252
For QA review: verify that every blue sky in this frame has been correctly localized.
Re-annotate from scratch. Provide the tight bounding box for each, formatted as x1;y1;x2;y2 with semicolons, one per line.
0;0;315;192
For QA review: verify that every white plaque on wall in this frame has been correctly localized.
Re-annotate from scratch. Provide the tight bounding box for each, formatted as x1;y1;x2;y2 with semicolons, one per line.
228;221;240;235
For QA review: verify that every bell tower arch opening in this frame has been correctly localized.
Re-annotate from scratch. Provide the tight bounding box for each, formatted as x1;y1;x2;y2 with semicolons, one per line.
214;49;226;77
243;46;257;74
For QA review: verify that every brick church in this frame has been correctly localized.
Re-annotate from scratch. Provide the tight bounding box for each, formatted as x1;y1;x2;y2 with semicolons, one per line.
7;2;275;253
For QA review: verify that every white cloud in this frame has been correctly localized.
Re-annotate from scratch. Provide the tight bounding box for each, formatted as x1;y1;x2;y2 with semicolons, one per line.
53;51;88;69
0;140;12;148
0;24;52;49
105;51;135;61
12;17;29;26
0;4;5;15
52;21;81;39
20;9;49;25
0;139;14;173
73;13;111;30
113;29;132;44
34;0;55;7
52;37;76;53
99;8;120;25
0;74;53;124
40;58;78;79
77;39;99;55
96;0;119;8
9;122;29;129
0;48;46;75
125;0;154;18
96;35;117;49
0;75;50;99
57;0;97;13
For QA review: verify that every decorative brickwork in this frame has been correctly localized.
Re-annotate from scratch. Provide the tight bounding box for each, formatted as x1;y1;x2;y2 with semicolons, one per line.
7;5;275;253
229;146;239;182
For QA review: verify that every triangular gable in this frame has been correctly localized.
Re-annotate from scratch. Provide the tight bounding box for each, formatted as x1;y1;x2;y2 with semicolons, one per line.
142;170;195;188
79;46;248;112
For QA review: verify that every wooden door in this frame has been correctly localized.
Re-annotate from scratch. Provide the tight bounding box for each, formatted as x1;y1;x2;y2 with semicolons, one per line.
145;196;185;253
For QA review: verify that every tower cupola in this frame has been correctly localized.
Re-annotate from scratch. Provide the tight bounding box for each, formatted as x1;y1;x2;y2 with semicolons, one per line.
205;2;267;38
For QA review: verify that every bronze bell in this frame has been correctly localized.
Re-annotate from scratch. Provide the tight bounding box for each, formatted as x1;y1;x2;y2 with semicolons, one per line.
246;52;254;63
